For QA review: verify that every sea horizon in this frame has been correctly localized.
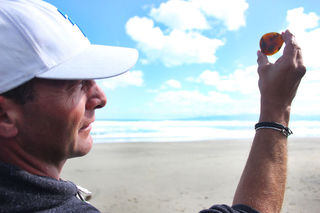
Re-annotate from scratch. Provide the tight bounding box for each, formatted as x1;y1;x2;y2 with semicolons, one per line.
91;117;320;143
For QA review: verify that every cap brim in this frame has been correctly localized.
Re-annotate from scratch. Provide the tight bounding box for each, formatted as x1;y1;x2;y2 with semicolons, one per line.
36;44;138;80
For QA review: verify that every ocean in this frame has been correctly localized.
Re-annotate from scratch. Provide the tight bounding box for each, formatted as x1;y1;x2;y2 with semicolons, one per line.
91;120;320;143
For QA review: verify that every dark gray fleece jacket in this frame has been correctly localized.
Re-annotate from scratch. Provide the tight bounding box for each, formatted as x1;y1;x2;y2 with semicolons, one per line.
0;161;259;213
0;162;100;213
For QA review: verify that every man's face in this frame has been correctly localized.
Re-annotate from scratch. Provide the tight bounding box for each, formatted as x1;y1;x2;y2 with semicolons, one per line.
14;79;106;163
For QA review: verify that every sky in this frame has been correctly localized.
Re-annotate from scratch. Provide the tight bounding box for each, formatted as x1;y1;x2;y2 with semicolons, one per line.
45;0;320;120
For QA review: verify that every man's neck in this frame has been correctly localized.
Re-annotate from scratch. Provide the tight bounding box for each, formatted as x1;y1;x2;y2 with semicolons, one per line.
0;140;65;180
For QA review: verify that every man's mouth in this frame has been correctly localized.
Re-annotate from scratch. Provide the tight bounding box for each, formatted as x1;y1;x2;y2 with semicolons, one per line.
79;120;94;132
80;123;92;132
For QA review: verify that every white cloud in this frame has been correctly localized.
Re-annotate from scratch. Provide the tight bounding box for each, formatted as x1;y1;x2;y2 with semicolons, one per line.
149;0;210;31
285;7;320;69
136;6;320;118
126;17;165;51
292;68;320;115
287;7;319;32
151;89;259;117
192;0;249;31
161;79;182;89
183;64;320;117
182;63;320;117
189;65;259;95
150;64;261;117
149;62;320;118
281;8;320;115
150;0;248;31
153;90;232;115
100;70;144;90
126;0;248;66
155;90;231;106
126;16;224;66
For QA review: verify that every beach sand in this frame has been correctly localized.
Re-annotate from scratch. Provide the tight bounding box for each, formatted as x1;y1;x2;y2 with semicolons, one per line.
61;138;320;213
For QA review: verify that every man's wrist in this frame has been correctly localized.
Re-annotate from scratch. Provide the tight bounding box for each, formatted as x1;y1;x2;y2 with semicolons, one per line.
259;99;291;126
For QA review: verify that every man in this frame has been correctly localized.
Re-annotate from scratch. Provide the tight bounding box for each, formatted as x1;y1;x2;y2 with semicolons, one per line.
0;0;305;213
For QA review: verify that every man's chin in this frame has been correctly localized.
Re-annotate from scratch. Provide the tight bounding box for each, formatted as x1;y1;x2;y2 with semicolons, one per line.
70;136;93;158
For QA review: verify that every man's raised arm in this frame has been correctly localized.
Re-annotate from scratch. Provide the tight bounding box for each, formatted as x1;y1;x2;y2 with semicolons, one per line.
232;30;306;213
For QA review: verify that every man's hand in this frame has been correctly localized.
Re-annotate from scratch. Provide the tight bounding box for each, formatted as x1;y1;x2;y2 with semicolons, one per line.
257;30;306;124
258;30;305;106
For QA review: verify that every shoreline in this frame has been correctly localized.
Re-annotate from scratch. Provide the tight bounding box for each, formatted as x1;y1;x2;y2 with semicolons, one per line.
62;138;320;213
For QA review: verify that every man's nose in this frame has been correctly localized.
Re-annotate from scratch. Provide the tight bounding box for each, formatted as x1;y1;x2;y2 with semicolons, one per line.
86;80;107;110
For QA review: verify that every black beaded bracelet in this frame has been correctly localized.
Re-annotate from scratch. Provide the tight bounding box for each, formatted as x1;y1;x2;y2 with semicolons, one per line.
255;122;293;137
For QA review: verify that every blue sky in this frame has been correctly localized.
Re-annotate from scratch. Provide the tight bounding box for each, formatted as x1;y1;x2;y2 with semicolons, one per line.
46;0;320;120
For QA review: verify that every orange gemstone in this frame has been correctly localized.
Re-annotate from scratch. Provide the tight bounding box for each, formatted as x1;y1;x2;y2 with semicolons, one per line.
259;32;284;56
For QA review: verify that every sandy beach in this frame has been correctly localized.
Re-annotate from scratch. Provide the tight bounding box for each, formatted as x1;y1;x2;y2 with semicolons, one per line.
62;138;320;213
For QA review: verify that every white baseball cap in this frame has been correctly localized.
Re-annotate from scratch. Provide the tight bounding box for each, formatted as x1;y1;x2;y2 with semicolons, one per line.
0;0;139;93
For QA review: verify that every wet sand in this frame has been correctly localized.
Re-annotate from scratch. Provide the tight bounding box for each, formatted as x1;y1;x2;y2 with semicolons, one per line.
62;138;320;213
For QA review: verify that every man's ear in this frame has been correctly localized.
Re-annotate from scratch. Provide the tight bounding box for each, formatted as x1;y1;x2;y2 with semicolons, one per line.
0;96;18;138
